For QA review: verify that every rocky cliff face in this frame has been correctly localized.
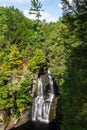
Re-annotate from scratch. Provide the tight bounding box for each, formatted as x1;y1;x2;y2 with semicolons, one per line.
0;111;4;130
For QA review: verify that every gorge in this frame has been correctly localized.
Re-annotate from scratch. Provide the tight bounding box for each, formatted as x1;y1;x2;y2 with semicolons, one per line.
0;1;87;129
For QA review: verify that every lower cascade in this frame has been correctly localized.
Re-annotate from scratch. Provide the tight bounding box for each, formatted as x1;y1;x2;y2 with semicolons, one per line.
32;69;54;123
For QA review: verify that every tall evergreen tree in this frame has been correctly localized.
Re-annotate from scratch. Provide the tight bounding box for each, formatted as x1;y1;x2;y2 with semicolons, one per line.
29;0;44;21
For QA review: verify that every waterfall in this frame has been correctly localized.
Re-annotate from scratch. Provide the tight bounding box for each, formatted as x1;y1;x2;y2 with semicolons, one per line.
32;69;54;123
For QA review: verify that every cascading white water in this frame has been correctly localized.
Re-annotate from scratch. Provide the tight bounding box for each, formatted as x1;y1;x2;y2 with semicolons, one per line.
32;69;54;123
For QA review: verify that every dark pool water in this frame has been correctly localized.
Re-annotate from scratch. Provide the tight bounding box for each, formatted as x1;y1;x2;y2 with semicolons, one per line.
30;121;58;130
9;120;59;130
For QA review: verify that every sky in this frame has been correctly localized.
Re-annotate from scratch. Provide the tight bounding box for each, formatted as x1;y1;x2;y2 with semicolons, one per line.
0;0;63;22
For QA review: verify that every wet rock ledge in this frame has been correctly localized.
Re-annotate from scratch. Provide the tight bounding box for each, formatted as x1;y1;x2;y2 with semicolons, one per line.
6;119;32;130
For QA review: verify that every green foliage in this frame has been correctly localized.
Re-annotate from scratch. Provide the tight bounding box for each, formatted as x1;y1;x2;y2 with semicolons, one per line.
43;21;69;86
62;0;87;42
0;86;13;110
61;45;87;130
16;71;33;113
28;49;46;72
8;45;22;69
0;6;35;117
60;0;87;129
0;7;9;49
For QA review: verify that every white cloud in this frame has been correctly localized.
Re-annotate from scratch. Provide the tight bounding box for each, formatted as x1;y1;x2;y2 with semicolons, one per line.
58;3;63;9
67;0;73;4
0;5;6;7
41;12;57;22
23;9;57;22
24;9;36;19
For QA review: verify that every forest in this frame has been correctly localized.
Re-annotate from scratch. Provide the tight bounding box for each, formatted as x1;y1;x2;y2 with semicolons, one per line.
0;0;87;130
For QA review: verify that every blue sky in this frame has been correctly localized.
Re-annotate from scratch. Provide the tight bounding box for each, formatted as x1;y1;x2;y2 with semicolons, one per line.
0;0;63;22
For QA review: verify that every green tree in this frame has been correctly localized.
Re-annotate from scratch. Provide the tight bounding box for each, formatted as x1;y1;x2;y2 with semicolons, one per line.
8;45;22;69
60;0;87;130
28;49;46;72
61;0;87;41
16;71;33;113
29;0;44;21
0;86;13;110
